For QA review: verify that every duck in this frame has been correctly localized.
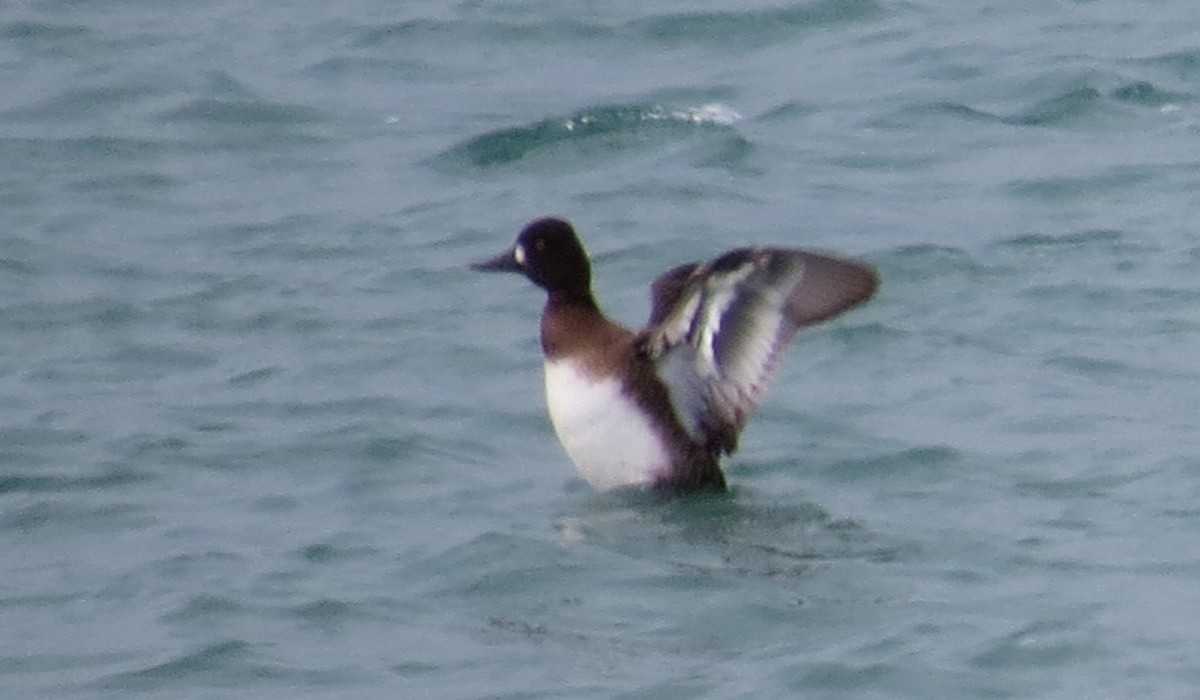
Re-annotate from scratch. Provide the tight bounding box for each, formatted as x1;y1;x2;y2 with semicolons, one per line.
472;217;878;494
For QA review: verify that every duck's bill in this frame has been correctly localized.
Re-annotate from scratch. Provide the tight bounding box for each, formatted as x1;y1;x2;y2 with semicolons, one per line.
470;247;523;273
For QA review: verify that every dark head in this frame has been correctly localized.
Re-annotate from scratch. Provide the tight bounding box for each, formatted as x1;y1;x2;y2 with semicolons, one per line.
471;217;593;299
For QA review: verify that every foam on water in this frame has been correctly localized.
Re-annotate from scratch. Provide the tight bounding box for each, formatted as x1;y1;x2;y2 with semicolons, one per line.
437;101;744;168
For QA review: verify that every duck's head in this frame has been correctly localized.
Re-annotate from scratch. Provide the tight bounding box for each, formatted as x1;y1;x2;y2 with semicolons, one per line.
472;217;592;296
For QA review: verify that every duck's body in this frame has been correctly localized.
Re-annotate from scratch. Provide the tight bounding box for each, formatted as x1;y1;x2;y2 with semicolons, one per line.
473;217;877;494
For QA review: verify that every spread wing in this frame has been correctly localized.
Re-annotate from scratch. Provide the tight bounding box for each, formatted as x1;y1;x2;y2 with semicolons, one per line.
641;248;878;454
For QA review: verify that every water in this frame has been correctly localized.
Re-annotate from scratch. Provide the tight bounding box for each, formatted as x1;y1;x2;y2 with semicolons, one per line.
3;1;1200;697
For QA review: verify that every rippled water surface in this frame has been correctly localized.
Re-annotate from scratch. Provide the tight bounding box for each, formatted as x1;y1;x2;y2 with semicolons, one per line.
4;1;1200;698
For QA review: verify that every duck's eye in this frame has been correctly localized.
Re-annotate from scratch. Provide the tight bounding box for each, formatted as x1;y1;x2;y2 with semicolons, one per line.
535;238;546;251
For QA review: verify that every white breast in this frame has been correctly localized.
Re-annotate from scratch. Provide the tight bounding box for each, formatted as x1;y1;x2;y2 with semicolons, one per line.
543;359;672;491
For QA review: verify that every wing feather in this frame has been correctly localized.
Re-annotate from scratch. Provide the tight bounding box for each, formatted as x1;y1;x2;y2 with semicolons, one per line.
642;248;877;454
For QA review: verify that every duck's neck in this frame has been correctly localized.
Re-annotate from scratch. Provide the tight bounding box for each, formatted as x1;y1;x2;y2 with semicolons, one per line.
547;287;599;312
540;289;614;359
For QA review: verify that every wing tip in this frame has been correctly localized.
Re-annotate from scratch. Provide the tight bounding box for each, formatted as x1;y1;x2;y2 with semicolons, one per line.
787;252;879;328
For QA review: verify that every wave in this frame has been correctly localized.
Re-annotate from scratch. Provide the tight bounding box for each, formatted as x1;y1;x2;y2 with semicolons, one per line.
631;0;882;46
352;1;881;50
436;102;743;169
926;79;1190;128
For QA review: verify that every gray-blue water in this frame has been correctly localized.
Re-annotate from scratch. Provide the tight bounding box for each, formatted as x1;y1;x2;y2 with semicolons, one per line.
4;1;1200;697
